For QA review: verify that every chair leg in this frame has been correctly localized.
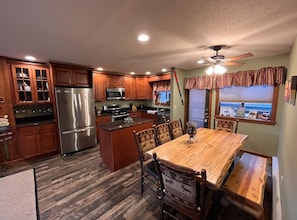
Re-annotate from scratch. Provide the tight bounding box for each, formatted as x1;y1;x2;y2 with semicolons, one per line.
140;171;144;194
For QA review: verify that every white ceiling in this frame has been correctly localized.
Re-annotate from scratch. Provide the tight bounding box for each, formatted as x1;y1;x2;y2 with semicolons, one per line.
1;0;297;75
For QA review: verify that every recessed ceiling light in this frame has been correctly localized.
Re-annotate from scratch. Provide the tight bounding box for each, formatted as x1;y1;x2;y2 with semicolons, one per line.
161;68;167;72
25;55;36;61
146;71;151;75
130;72;135;75
96;67;103;71
137;34;149;42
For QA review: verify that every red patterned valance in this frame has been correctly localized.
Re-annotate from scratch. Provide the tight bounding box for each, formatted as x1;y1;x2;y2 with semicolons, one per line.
153;80;170;91
184;66;286;90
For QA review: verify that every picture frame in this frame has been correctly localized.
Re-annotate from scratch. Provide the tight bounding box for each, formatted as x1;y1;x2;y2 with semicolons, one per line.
290;76;297;105
236;107;246;118
248;110;257;119
219;106;234;117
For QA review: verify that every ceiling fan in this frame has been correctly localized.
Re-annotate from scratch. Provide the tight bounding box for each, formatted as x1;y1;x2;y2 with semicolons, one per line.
198;45;253;74
199;45;253;66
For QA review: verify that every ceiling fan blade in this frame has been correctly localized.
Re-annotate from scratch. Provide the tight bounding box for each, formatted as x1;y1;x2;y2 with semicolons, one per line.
227;53;253;61
223;61;244;66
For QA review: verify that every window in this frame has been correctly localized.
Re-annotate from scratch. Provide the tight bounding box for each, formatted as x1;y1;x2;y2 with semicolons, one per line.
216;85;279;124
155;91;170;106
153;80;170;106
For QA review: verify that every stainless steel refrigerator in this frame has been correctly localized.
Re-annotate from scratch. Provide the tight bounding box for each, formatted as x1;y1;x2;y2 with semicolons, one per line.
55;87;97;155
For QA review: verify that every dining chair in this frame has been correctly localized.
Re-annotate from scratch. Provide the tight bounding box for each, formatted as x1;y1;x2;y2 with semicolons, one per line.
168;118;184;139
153;153;209;220
214;117;239;133
154;123;172;146
133;129;160;198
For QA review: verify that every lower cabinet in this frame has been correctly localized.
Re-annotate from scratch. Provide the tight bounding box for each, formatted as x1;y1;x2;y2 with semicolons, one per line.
142;112;158;124
96;115;112;142
18;122;59;159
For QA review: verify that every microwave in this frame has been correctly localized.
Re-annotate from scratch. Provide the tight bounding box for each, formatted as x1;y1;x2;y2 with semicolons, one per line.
106;88;125;100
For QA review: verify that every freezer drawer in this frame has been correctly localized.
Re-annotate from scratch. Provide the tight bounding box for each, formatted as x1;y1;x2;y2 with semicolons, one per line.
60;126;96;155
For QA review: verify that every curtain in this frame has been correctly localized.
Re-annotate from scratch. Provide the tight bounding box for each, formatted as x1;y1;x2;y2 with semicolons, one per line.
184;66;286;90
153;80;170;91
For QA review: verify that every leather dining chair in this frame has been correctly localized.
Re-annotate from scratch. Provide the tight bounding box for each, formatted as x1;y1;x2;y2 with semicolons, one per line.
133;128;160;198
153;152;209;220
168;118;184;139
214;117;239;133
154;123;172;146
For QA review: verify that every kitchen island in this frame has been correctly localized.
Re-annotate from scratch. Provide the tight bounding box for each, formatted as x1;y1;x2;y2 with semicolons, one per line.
98;118;154;171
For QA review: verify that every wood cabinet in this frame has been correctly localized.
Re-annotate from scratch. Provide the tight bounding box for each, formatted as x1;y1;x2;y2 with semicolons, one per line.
93;73;106;101
142;112;158;124
130;111;142;118
53;68;91;87
99;119;154;171
92;73;153;101
10;63;53;104
17;122;59;159
148;73;171;82
136;77;152;100
124;76;137;100
106;75;125;88
95;115;111;142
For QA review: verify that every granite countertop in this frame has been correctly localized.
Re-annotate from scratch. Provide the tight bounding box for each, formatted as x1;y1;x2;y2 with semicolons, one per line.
16;119;56;127
98;118;154;131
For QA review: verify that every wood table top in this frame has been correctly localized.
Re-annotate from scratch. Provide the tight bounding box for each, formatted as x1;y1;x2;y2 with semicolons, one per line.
146;128;248;189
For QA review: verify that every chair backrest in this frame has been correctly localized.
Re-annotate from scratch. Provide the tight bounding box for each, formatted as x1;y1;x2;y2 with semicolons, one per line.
153;153;207;219
168;119;184;139
134;128;157;164
214;118;239;133
154;123;172;145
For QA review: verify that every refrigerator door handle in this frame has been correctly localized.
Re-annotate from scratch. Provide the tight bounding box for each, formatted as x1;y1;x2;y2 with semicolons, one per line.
62;126;95;135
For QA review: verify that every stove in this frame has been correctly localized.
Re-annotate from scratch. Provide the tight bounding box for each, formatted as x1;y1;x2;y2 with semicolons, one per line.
103;104;130;122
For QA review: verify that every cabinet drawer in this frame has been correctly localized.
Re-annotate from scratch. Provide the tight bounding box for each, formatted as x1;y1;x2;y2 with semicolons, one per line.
18;125;39;133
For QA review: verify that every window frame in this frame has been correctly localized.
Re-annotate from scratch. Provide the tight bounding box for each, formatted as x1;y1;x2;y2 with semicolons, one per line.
215;85;279;125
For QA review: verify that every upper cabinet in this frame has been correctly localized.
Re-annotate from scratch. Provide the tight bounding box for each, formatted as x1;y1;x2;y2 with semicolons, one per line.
136;77;152;100
106;75;125;88
10;63;53;105
124;76;136;100
51;63;92;87
93;73;106;101
92;73;166;101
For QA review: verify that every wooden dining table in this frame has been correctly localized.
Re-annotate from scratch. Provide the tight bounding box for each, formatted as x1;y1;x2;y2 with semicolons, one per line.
146;128;248;189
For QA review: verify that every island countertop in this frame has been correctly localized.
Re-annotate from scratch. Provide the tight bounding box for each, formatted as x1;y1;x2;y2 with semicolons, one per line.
98;118;154;131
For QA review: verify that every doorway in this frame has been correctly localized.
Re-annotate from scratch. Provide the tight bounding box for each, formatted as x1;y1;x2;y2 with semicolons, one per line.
188;89;211;128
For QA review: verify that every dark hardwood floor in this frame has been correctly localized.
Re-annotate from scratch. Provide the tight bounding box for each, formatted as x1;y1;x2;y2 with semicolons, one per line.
1;145;272;220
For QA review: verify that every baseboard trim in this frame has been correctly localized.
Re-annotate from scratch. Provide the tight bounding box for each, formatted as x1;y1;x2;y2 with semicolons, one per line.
272;156;282;220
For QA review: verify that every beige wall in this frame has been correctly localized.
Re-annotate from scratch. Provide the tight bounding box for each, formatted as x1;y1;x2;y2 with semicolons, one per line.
278;37;297;220
179;54;289;156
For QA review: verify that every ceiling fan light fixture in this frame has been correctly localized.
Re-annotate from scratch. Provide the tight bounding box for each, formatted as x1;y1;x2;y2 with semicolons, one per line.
214;64;227;74
197;59;205;64
205;64;227;75
206;66;214;75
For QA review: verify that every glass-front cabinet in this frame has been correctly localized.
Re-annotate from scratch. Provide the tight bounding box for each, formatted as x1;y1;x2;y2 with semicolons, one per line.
10;64;52;104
